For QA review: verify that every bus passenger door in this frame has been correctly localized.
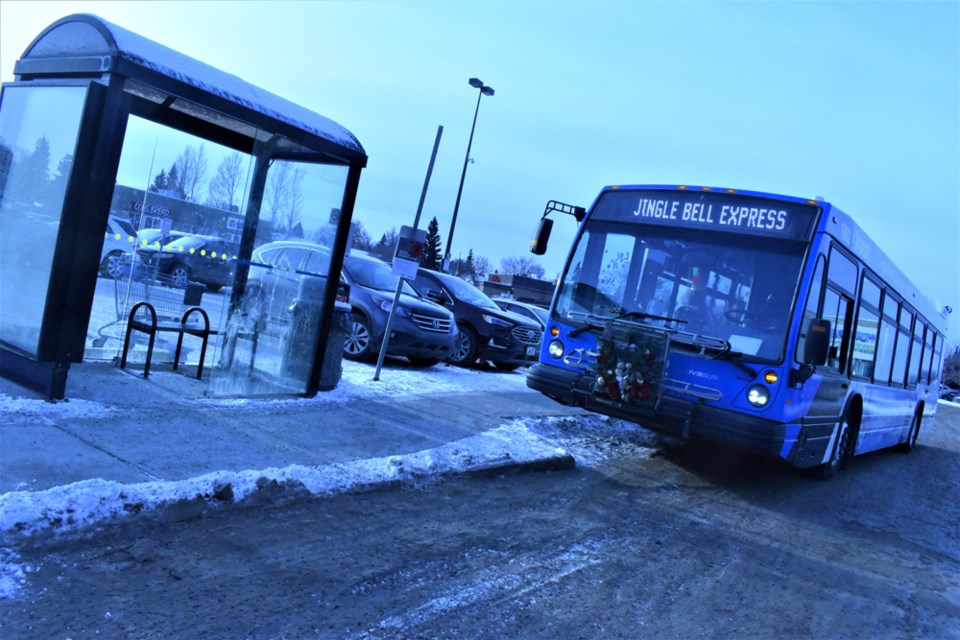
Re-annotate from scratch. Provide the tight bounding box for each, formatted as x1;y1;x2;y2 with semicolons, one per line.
822;287;853;373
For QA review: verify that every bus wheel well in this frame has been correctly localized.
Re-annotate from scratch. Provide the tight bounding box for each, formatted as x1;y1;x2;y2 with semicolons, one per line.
898;402;924;453
846;395;863;452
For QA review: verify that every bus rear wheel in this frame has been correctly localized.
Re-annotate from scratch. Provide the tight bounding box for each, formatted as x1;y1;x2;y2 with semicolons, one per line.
897;409;922;453
818;416;851;480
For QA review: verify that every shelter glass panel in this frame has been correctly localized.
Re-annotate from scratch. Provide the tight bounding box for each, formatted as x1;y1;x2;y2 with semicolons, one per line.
0;85;88;355
210;154;350;397
85;115;255;367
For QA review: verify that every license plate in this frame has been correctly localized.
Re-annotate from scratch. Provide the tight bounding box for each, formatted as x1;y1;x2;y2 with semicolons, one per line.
525;346;536;357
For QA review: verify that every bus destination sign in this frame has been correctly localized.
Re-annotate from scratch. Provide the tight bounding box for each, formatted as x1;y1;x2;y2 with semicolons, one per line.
592;189;820;241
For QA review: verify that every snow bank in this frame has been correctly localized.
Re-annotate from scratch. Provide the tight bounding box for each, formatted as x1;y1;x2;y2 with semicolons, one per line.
0;420;566;537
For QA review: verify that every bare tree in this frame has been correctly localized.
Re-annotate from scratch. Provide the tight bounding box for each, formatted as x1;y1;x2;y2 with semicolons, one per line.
500;255;546;279
351;221;374;251
264;161;292;227
175;143;208;202
472;255;491;282
280;167;305;237
206;152;245;210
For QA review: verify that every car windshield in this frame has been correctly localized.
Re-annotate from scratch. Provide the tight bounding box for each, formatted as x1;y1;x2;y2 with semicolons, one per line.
138;229;182;247
344;257;418;296
167;235;213;250
431;272;499;310
529;306;549;324
112;217;137;237
555;221;806;361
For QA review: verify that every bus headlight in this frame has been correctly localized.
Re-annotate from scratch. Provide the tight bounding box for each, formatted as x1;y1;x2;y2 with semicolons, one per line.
747;384;770;408
548;340;564;359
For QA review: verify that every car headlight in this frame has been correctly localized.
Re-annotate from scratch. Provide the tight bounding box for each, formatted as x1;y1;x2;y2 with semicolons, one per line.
379;299;409;317
482;314;513;327
548;340;564;359
746;384;770;408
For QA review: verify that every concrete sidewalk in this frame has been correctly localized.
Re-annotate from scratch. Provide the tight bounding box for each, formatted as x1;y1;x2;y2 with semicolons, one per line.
0;360;586;535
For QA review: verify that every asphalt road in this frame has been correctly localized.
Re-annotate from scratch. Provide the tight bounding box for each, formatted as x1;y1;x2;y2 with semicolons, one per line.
2;405;958;639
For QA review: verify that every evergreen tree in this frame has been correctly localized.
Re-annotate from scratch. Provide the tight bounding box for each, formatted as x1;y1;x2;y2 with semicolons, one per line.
463;249;476;281
165;163;184;198
13;136;52;206
422;216;443;271
372;228;399;262
150;169;169;192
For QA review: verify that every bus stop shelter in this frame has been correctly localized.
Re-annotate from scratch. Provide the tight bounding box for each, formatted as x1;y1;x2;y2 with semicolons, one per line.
0;13;367;399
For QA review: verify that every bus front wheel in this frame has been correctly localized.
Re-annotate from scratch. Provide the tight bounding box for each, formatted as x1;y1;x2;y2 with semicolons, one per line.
818;416;851;480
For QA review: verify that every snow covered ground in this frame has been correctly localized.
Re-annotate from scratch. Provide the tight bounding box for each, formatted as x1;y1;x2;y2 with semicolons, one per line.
0;358;657;599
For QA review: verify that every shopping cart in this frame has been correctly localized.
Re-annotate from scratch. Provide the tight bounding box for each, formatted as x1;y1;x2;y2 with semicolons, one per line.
94;272;204;347
111;272;216;379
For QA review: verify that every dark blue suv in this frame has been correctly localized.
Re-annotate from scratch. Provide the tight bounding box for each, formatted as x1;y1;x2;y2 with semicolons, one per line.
410;269;543;371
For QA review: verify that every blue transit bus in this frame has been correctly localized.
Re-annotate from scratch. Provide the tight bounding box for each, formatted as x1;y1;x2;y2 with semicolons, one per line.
528;185;949;478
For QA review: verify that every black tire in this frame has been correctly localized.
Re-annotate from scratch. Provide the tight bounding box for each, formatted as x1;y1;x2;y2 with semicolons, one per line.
99;251;124;279
344;312;374;361
897;409;922;453
407;356;440;367
168;264;191;287
447;324;478;367
818;415;852;480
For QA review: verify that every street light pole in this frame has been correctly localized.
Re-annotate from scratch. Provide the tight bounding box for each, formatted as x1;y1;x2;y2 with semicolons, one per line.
444;77;493;272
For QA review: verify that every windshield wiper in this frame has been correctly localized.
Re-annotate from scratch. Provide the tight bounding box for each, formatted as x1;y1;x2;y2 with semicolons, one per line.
707;348;757;378
568;320;605;338
614;310;687;325
568;309;688;338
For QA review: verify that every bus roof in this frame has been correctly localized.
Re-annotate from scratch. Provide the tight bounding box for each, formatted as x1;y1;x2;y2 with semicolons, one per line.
595;184;949;335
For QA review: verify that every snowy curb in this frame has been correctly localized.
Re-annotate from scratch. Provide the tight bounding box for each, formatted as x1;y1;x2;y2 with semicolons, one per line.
0;422;571;539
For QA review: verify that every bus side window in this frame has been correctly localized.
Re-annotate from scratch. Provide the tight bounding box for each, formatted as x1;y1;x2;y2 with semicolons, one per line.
908;321;924;387
851;276;882;380
794;255;825;363
890;305;912;387
925;331;938;384
875;290;899;384
931;334;944;383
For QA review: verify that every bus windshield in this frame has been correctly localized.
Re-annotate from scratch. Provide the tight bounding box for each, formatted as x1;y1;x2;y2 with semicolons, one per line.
555;222;807;362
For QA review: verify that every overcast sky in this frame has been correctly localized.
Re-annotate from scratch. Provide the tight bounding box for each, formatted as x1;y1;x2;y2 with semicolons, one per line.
2;1;958;339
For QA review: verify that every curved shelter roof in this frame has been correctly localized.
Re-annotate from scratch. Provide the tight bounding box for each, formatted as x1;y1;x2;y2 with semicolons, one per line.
14;13;366;164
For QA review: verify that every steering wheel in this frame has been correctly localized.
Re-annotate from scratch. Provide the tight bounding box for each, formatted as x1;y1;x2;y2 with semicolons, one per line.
674;305;707;325
724;308;757;327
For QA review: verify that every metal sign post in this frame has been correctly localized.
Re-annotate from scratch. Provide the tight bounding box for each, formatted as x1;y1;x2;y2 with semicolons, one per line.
372;126;443;381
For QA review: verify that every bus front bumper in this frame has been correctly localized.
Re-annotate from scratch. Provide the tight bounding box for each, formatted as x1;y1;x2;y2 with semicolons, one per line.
527;363;808;462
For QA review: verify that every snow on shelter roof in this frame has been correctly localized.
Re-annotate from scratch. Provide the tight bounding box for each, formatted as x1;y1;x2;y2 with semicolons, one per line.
14;14;365;161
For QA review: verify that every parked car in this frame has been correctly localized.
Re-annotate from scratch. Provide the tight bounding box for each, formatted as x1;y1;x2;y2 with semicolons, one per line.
135;234;236;292
245;240;337;325
340;255;457;366
492;298;550;330
99;215;138;278
410;269;543;370
136;227;190;249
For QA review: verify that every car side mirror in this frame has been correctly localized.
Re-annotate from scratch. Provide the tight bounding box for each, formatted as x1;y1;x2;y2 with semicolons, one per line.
530;218;553;255
803;318;830;366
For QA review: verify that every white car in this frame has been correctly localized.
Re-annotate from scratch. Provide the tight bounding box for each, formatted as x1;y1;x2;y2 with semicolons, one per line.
99;215;137;278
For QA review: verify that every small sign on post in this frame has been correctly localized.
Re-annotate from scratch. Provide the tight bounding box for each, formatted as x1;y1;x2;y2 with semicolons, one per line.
373;226;427;381
392;226;427;281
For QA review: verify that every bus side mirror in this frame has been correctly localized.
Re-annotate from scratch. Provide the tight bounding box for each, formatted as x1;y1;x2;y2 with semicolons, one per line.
530;218;553;256
803;318;831;366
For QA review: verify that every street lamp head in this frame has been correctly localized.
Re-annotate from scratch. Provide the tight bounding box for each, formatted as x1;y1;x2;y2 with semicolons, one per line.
468;77;484;89
481;86;494;96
